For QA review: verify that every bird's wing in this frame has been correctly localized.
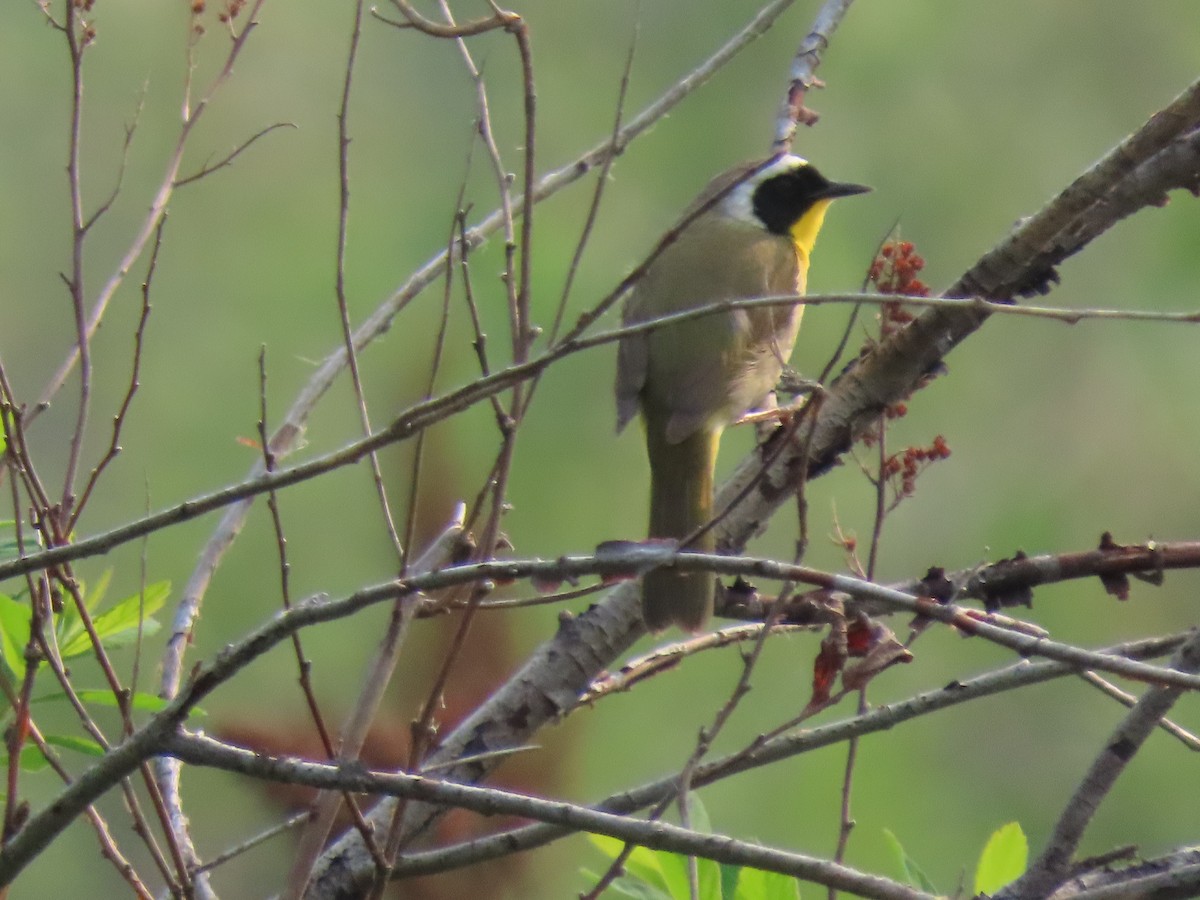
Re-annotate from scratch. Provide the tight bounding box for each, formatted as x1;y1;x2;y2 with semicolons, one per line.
615;294;649;434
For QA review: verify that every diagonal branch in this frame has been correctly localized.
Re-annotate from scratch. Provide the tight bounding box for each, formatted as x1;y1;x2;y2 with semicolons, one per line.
386;633;1186;880
166;732;932;900
714;75;1200;553
0;534;1193;889
306;75;1200;896
1003;629;1200;898
154;0;805;735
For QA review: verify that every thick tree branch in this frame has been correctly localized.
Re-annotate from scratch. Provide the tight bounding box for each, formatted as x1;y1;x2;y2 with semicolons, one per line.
167;733;930;900
1003;629;1200;898
301;60;1200;900
387;634;1187;880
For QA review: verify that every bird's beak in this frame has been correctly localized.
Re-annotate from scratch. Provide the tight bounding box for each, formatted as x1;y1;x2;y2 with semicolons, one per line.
822;181;872;200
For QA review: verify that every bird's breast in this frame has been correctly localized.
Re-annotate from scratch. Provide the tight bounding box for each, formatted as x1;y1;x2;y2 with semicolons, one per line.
632;217;806;440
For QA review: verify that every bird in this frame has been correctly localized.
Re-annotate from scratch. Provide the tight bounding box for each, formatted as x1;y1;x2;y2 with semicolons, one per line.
615;154;870;632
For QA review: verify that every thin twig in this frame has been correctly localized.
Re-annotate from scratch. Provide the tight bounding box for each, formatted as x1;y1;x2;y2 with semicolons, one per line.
581;623;815;703
1004;630;1200;898
60;1;91;526
193;811;309;876
545;19;638;348
173;122;296;187
282;9;402;890
1078;670;1200;750
829;689;867;900
384;0;517;39
454;208;507;420
331;0;404;562
267;344;385;900
29;0;272;423
771;0;857;153
67;218;162;533
373;4;533;884
386;634;1188;880
283;508;465;899
168;732;933;900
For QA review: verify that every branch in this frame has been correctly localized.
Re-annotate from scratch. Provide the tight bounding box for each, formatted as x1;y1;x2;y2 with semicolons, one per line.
383;0;519;39
0;527;1189;888
165;732;932;900
730;534;1200;621
388;633;1187;879
1003;629;1200;898
715;77;1200;557
771;0;855;151
8;278;1194;590
148;0;804;762
29;0;271;421
1050;846;1200;899
305;76;1200;894
173;122;296;187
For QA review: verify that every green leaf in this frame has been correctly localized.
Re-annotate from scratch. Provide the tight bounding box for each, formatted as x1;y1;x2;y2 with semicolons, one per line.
721;864;742;900
733;865;801;900
84;569;114;615
603;876;676;900
684;793;712;835
58;581;169;658
0;520;19;559
8;743;51;772
656;850;693;900
43;733;105;758
696;855;722;900
57;569;112;650
581;863;674;900
93;580;168;639
590;809;730;900
665;798;721;900
882;829;939;893
0;594;31;680
2;734;106;773
588;833;722;900
34;689;186;716
654;848;723;900
590;834;674;895
974;822;1027;895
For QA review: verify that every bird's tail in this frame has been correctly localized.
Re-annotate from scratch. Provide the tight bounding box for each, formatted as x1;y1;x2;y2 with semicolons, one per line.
643;423;720;632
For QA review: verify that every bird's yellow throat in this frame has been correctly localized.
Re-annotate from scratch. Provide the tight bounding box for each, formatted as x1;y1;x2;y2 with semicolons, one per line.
789;198;835;265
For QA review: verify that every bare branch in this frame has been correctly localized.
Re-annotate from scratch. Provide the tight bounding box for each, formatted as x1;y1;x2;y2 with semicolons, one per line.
714;78;1200;556
2;269;1198;588
1050;847;1200;899
152;2;808;795
771;0;857;152
67;217;163;533
1004;629;1200;898
173;122;296;187
29;0;272;422
384;0;518;39
1078;670;1200;751
388;633;1187;879
168;732;932;900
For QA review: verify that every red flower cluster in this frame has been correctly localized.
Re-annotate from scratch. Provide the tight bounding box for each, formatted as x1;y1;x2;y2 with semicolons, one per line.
882;435;951;500
868;240;929;296
868;241;929;340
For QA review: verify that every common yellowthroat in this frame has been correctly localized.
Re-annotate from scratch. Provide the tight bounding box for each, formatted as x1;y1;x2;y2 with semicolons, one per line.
615;155;870;631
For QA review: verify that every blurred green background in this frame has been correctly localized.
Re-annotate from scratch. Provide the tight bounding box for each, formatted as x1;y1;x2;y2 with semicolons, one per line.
2;1;1199;896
